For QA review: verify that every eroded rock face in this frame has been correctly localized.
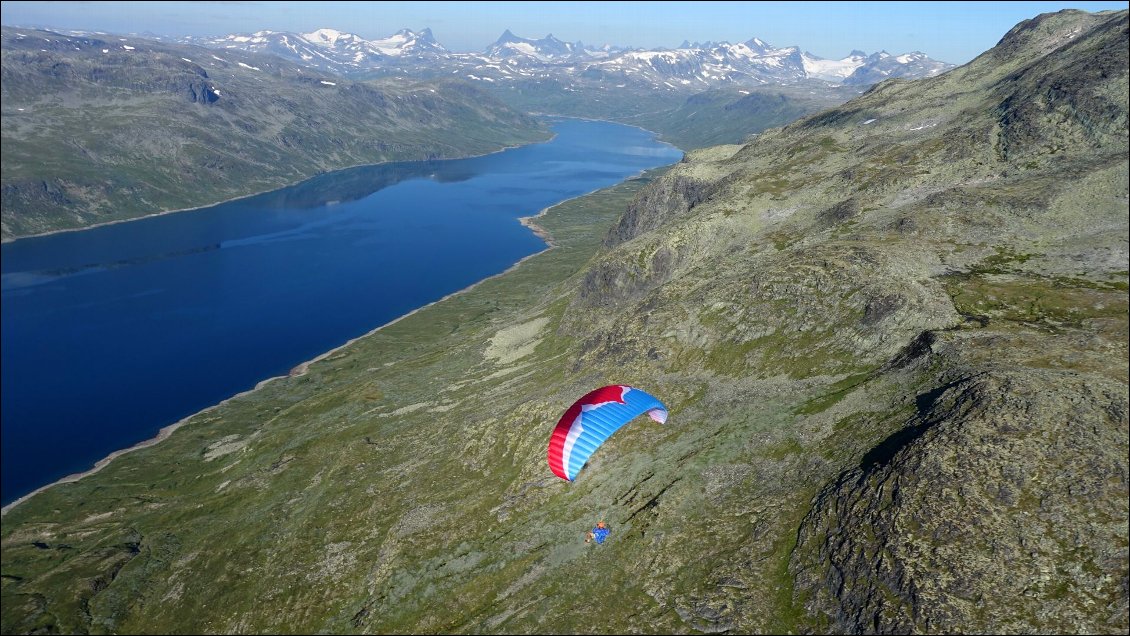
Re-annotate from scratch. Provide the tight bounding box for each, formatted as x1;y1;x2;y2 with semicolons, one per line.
993;10;1130;162
604;173;714;247
791;370;1130;634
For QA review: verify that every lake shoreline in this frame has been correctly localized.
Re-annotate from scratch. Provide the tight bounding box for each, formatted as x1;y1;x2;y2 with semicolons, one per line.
0;212;554;517
0;133;556;245
0;123;675;516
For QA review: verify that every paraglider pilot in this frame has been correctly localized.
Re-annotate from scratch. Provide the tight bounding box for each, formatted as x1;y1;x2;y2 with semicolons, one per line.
586;520;610;544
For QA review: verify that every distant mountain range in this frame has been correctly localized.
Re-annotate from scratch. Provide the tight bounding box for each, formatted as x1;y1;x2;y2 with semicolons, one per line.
1;20;944;238
187;27;450;68
0;21;951;239
178;27;954;90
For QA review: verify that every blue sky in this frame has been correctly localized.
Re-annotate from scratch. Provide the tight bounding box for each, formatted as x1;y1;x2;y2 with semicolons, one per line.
2;1;1126;63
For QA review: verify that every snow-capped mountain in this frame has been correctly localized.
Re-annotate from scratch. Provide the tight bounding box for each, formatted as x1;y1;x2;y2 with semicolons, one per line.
801;50;871;82
182;27;447;74
841;51;952;85
586;37;955;89
484;30;592;62
577;38;811;89
182;27;954;90
801;48;951;84
366;28;447;57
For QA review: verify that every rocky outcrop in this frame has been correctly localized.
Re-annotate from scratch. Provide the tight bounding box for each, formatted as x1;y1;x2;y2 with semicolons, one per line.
576;242;683;309
603;172;714;247
790;370;1129;634
993;10;1129;161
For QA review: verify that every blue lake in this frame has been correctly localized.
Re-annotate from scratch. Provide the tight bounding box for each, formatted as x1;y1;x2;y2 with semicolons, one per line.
0;118;682;505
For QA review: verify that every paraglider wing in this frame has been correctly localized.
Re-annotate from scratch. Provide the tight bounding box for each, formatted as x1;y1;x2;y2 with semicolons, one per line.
547;385;668;481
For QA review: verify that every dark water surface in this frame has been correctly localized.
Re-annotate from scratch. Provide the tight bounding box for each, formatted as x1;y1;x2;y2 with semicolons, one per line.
1;119;681;505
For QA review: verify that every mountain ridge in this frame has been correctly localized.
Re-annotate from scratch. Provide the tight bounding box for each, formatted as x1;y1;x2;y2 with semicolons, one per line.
178;25;954;89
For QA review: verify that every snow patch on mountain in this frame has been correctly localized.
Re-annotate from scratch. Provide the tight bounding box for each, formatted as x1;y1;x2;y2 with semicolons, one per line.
801;51;867;80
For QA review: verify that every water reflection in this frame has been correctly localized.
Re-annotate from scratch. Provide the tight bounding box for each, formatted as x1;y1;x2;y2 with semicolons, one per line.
244;159;478;211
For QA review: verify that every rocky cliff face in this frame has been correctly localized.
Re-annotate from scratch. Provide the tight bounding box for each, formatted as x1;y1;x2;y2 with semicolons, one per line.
792;369;1128;634
0;9;1125;635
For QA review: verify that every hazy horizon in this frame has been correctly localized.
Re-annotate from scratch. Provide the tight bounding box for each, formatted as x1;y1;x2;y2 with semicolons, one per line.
2;1;1127;65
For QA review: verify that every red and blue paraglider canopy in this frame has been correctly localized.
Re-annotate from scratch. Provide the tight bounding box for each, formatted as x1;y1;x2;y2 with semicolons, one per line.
547;385;668;481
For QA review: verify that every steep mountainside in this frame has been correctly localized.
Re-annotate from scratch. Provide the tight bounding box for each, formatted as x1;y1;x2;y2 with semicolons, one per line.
1;9;1126;635
0;27;548;239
